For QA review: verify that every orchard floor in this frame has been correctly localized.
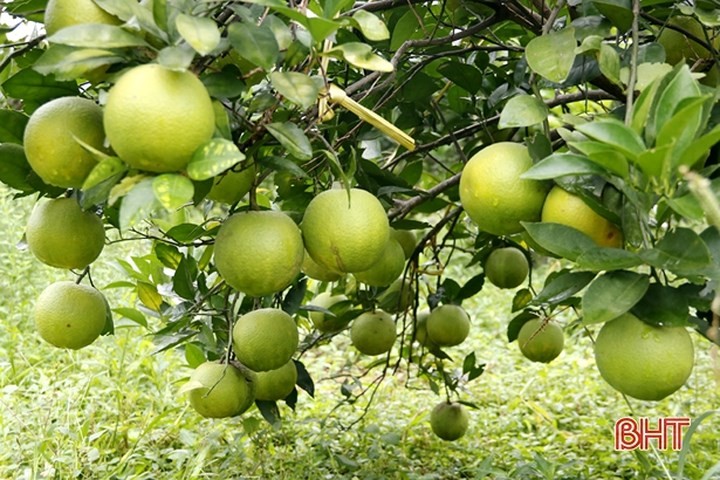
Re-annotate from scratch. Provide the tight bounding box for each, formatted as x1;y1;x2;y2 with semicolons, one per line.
0;188;718;480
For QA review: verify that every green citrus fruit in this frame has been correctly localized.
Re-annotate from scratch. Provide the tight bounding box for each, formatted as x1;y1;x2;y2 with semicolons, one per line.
541;186;623;248
207;160;256;204
426;304;470;347
44;0;120;35
350;310;396;356
26;197;105;269
302;249;343;282
214;210;304;297
391;228;417;259
104;64;215;173
253;360;298;401
232;308;299;372
354;238;406;287
430;401;469;441
308;291;350;333
658;16;716;65
377;277;414;314
414;311;435;347
185;362;255;418
23;96;105;188
594;313;694;401
485;247;529;289
517;318;564;363
459;142;549;236
34;281;107;349
301;188;389;273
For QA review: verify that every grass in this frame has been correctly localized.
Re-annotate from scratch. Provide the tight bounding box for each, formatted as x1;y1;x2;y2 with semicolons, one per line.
0;187;719;479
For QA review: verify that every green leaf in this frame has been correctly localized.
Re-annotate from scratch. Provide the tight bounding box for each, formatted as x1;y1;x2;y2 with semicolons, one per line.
0;143;35;193
352;10;390;41
647;65;701;146
0;109;28;144
390;9;424;50
575;247;644;271
175;13;221;56
262;15;294;50
119;178;161;230
498;94;549;129
521;153;607;180
507;311;540;343
521;222;597;261
525;27;576;83
166;223;213;243
33;45;124;81
633;143;672;178
184;343;206;368
154;242;182;269
326;43;393;72
598;43;621;85
156;45;196;71
639;227;714;278
228;22;280;71
532;270;596;306
457;273;485;301
94;0;166;40
568;141;629;177
47;24;149;48
631;283;689;327
576;119;646;159
137;281;164;312
152;174;194;211
187;138;246;181
270;72;320;109
2;69;78;108
437;61;484;94
173;256;197;300
678;123;720;168
266;122;313;161
294;360;315;397
80;157;127;208
582;271;649;325
657;96;711;169
258;155;308;178
112;307;148;327
592;0;632;31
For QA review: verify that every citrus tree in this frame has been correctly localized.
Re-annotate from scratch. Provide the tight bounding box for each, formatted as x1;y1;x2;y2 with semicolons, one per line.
1;0;719;439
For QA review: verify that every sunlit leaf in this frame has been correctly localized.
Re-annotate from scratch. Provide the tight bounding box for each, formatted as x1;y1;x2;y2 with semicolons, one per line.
525;27;576;83
175;13;221;56
582;271;649;325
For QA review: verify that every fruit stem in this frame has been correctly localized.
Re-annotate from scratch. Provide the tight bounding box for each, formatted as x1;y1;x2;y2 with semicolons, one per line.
324;84;416;151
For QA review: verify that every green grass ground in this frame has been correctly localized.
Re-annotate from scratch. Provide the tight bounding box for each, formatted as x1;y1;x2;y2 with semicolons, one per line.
0;188;718;479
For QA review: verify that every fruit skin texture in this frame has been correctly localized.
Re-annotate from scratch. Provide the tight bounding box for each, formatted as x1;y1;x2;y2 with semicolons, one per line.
414;311;434;347
23;97;105;188
354;238;406;287
206;160;256;204
186;362;255;418
301;188;390;273
104;64;215;173
517;318;564;363
485;247;529;289
308;292;350;333
430;401;469;441
541;186;623;248
44;0;120;35
34;281;107;349
459;142;549;236
594;313;694;401
350;310;396;356
426;304;470;347
302;249;343;282
26;197;105;269
658;16;715;66
376;277;414;314
391;228;417;259
214;210;304;297
253;360;298;401
232;308;299;372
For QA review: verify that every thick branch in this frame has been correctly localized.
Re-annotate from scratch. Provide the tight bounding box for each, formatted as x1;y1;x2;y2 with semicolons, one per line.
389;173;461;220
350;0;433;13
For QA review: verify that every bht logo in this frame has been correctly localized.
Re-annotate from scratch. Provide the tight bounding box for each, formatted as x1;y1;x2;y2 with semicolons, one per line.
614;417;691;451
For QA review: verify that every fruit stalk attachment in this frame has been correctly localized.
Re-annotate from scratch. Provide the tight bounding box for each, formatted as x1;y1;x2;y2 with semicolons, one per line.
322;84;416;151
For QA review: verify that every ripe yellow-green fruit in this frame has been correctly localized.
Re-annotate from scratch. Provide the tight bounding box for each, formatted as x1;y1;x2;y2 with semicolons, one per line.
232;308;299;372
430;401;469;441
517;318;564;363
104;64;215;173
214;211;304;297
302;249;343;282
23;97;105;188
34;281;107;349
377;277;414;313
26;197;105;269
459;142;549;236
207;160;256;204
414;311;434;347
350;310;396;356
485;247;529;289
426;304;470;347
541;186;623;248
253;360;298;401
44;0;121;35
308;291;350;333
658;16;716;66
594;313;694;401
391;228;417;259
354;238;406;287
301;188;390;273
184;362;255;418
